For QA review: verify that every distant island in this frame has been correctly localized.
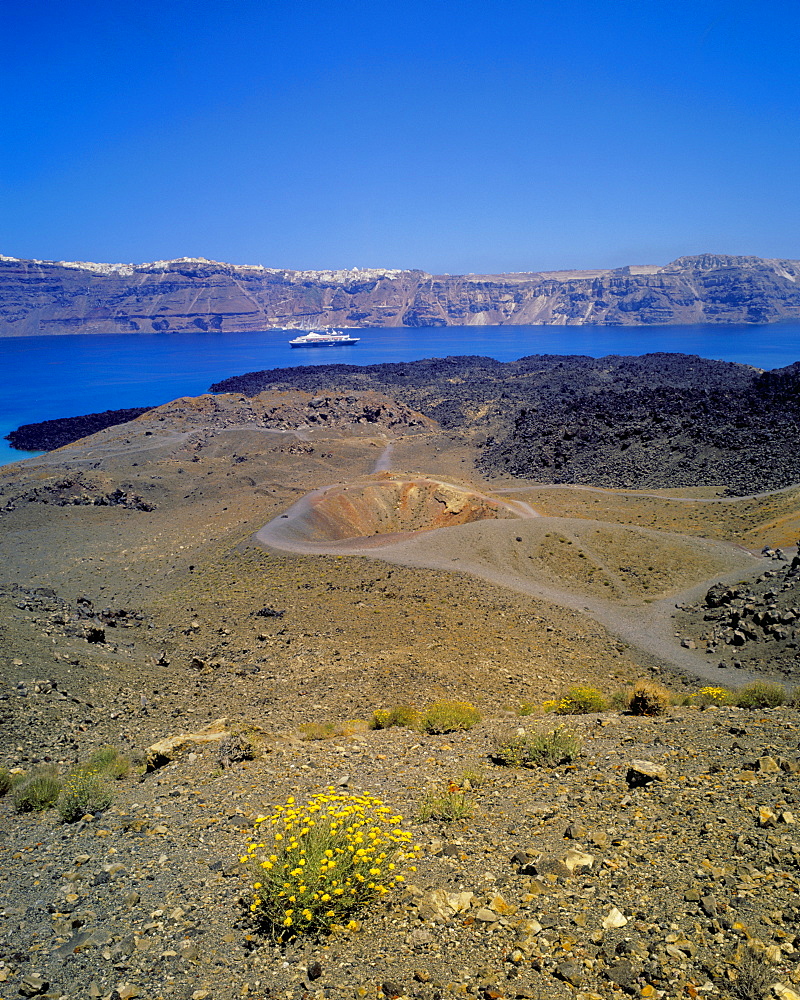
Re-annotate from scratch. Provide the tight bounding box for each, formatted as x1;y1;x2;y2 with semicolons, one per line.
2;252;800;336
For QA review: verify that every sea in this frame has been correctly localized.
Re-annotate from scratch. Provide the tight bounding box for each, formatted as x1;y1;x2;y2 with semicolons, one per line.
1;321;799;468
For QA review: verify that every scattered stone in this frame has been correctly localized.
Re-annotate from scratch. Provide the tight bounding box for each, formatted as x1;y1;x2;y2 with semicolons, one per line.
626;760;667;787
602;906;628;930
19;974;49;997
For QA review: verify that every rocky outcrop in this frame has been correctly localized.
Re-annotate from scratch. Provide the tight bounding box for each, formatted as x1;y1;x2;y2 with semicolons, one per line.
6;407;155;452
677;551;800;676
3;252;800;335
212;354;800;495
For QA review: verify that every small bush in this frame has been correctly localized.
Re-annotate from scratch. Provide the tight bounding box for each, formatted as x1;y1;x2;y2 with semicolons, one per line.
370;705;419;730
300;720;369;741
458;766;486;788
491;726;582;768
789;688;800;709
735;682;785;710
299;722;339;741
517;701;538;716
12;766;62;813
551;686;608;715
241;788;419;940
418;782;474;822
0;768;12;796
419;701;480;734
58;768;113;822
626;679;672;716
88;746;131;779
729;946;772;1000
684;686;734;708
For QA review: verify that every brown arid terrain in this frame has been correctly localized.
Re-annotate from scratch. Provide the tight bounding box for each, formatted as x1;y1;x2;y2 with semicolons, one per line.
2;384;800;1000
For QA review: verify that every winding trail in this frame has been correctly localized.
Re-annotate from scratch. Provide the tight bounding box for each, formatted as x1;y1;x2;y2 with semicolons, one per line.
253;470;789;684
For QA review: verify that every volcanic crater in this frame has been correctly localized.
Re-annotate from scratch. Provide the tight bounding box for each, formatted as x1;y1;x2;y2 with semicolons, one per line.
256;473;537;553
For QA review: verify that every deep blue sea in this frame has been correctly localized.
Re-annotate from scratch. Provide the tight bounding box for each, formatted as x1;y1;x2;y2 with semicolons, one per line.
1;322;799;467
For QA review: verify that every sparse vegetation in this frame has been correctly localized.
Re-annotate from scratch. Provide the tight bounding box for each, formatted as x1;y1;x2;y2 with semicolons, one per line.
370;705;419;730
88;745;131;780
58;767;113;823
491;726;582;768
241;788;419;940
299;720;369;741
626;678;672;716
418;782;474;823
734;681;786;709
12;765;62;813
516;701;538;716
543;685;608;715
370;701;480;734
729;946;773;1000
419;700;480;734
0;767;13;796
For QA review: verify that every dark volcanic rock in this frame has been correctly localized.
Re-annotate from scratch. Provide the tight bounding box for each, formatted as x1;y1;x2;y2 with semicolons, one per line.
6;407;154;452
210;354;800;494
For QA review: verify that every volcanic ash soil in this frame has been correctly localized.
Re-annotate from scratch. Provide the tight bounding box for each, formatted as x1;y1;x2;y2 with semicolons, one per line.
2;387;800;1000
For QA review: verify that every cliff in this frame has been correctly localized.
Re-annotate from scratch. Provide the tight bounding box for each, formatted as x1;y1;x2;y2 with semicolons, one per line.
2;252;800;336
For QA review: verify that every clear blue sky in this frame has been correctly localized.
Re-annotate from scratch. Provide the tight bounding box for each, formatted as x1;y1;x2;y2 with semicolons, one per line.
2;0;798;274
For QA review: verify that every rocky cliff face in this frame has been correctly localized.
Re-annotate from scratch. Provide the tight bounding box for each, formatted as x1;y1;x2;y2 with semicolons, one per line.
2;252;800;335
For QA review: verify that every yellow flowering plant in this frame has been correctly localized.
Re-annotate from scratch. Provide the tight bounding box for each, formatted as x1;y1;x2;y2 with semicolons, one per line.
685;686;733;707
241;788;420;940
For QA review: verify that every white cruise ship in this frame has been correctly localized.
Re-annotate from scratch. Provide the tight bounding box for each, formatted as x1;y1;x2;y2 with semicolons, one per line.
288;329;360;347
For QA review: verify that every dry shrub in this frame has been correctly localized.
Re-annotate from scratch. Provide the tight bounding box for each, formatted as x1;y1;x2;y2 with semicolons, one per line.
299;720;369;741
491;726;582;768
626;679;672;716
418;782;474;822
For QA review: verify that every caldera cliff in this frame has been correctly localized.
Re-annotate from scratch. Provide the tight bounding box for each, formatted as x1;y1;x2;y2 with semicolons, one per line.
2;252;800;335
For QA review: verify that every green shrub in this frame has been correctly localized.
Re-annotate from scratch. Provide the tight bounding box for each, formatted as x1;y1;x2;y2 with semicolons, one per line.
58;768;113;822
0;768;12;796
419;701;480;734
517;701;538;716
370;705;419;730
552;686;608;715
626;679;672;716
491;726;582;768
12;766;62;813
735;682;786;710
458;766;487;788
88;746;131;779
418;782;474;822
241;788;420;940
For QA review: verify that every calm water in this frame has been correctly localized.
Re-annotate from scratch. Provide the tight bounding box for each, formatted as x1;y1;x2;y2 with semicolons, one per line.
1;322;799;467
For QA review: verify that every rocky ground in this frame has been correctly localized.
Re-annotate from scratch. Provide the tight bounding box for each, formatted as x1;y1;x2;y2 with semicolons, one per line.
5;695;800;1000
3;386;800;1000
676;550;800;678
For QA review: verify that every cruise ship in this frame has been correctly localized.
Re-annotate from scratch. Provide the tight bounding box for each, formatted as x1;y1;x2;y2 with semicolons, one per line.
288;329;360;347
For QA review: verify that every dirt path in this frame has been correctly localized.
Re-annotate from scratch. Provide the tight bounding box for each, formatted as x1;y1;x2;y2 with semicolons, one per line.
255;484;776;684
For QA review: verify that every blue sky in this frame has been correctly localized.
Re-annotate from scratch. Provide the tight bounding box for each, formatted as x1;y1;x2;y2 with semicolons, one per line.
2;0;798;274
